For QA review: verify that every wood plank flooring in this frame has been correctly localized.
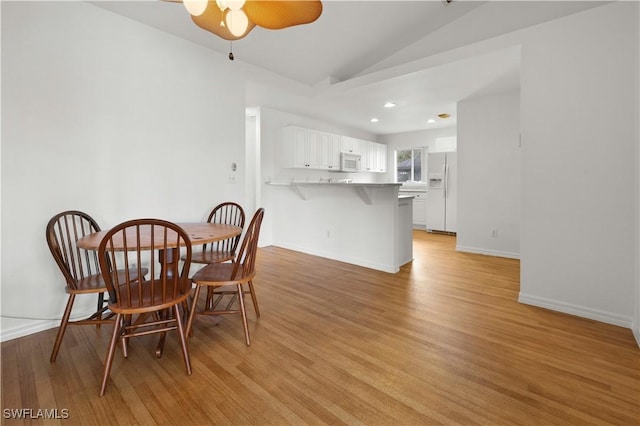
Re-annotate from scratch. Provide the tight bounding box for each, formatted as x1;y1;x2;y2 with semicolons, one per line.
2;231;639;425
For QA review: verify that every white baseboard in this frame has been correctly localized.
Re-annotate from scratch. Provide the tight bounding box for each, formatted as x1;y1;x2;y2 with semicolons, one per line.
272;243;399;274
633;325;640;348
1;306;100;342
1;318;59;342
518;292;633;328
456;245;520;260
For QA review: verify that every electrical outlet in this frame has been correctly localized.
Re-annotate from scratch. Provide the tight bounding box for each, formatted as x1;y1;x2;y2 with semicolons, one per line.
228;175;236;184
491;228;498;238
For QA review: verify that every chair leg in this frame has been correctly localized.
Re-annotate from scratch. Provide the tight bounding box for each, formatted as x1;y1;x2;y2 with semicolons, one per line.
96;292;105;329
186;284;202;339
247;281;260;318
205;287;214;310
155;309;169;358
100;313;123;396
50;294;75;363
121;315;131;359
181;300;190;325
173;304;192;376
237;283;251;346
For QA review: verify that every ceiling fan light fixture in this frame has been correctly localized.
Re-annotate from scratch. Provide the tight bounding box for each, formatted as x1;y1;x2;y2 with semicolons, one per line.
184;0;208;16
226;0;246;11
226;9;250;37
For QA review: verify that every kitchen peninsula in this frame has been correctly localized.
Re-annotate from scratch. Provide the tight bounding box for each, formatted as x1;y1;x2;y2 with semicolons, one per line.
266;181;412;273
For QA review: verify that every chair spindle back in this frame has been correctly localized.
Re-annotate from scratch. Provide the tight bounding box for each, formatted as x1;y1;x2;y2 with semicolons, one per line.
205;202;245;253
98;219;192;310
230;208;265;281
46;210;101;291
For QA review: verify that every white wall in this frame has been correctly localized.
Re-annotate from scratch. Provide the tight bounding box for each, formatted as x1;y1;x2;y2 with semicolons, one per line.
1;2;246;340
245;110;258;216
456;90;521;258
380;127;457;155
519;2;638;327
378;2;638;332
636;0;640;345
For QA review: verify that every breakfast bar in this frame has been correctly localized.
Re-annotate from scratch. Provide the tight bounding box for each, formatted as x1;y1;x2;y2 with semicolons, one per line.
266;181;412;273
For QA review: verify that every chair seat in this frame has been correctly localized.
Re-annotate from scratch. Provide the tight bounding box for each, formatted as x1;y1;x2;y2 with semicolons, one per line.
190;250;235;264
70;268;147;294
191;262;255;287
109;279;189;313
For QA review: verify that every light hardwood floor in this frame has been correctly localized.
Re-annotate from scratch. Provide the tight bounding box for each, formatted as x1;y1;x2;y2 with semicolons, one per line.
2;232;639;425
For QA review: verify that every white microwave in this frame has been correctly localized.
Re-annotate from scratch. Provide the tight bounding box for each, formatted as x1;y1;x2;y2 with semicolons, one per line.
340;152;361;172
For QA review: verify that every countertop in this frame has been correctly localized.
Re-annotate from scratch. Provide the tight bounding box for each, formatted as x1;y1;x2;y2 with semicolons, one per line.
266;181;401;187
266;180;401;205
399;184;427;192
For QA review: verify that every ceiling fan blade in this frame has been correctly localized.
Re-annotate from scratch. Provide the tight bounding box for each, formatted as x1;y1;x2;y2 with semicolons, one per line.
244;0;323;30
191;5;257;40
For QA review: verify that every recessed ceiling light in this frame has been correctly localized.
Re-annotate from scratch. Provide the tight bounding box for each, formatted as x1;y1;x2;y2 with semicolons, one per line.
427;118;436;124
383;102;396;108
370;118;379;123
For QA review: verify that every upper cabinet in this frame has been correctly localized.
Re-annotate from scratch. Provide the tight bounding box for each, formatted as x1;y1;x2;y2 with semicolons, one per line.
285;126;315;168
340;136;361;154
282;126;386;173
361;140;387;173
318;131;342;171
282;126;339;170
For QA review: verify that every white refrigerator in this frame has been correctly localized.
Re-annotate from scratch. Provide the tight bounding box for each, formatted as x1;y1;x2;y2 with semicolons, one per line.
425;152;457;233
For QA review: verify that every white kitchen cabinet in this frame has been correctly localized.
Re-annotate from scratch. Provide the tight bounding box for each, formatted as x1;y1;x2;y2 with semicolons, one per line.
361;140;374;172
361;141;387;173
374;142;387;173
340;136;361;154
355;138;371;171
282;126;324;169
412;192;426;227
319;131;341;171
282;125;386;172
400;190;427;228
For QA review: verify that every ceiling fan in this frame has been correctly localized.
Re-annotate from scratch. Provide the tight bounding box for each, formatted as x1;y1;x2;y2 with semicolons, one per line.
166;0;323;41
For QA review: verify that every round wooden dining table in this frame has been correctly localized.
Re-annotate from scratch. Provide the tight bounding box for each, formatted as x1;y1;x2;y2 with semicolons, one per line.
76;222;242;251
76;222;242;357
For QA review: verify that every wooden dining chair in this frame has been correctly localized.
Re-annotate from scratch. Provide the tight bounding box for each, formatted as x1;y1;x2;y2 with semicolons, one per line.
46;210;146;363
185;202;260;318
191;202;246;265
97;219;193;396
187;208;265;346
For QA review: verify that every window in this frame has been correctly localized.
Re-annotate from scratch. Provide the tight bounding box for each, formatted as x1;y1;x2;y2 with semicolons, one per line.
396;148;423;182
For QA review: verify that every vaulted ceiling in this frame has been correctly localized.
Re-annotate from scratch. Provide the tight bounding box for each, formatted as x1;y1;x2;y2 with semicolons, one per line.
92;1;606;135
